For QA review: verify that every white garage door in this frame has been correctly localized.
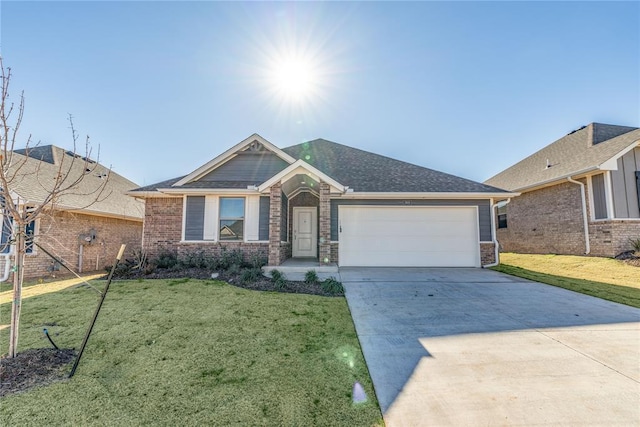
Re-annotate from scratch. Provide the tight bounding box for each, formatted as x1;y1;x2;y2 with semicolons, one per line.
339;206;480;267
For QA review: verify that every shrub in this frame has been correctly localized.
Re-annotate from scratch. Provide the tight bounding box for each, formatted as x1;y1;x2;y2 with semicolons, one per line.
270;269;285;281
321;277;344;295
227;263;241;275
274;277;287;291
304;270;319;285
240;268;262;284
178;249;209;269
247;253;268;269
629;237;640;254
154;250;179;269
218;248;245;270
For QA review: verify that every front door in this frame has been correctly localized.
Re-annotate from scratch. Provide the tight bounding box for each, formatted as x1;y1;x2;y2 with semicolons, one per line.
293;207;318;258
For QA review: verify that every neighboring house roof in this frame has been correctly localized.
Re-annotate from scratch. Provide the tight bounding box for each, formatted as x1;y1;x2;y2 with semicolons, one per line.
132;136;509;195
485;123;640;192
8;145;144;221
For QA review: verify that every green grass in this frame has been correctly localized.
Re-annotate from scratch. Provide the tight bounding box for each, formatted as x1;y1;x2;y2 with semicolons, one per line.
492;263;640;308
0;279;383;426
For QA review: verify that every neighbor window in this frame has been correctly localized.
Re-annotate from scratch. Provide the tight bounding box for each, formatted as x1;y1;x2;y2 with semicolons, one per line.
0;215;35;254
497;205;508;229
219;198;245;241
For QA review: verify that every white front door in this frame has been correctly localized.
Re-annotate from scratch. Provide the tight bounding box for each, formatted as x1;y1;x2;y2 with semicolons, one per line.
293;207;318;258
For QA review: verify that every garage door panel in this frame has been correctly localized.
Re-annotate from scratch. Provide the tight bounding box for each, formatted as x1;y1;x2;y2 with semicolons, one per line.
339;206;480;267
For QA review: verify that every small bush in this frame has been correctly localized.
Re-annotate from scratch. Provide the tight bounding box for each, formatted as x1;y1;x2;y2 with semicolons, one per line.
227;263;241;275
179;249;210;269
629;237;640;254
321;277;344;295
154;250;179;269
218;248;245;270
247;253;267;269
274;277;287;291
304;270;319;285
270;269;285;281
240;268;262;284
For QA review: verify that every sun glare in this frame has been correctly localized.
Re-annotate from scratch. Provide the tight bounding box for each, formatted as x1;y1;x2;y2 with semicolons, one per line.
269;56;318;102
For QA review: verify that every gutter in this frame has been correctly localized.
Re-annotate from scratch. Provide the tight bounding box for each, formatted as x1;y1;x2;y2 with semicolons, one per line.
567;177;591;254
1;245;14;282
484;198;510;268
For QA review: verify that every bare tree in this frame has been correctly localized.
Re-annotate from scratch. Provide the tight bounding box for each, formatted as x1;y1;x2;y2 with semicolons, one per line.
1;56;110;358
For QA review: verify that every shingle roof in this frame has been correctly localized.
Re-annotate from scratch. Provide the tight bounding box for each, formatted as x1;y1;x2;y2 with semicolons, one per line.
484;123;640;191
8;145;144;220
282;139;507;193
133;137;509;194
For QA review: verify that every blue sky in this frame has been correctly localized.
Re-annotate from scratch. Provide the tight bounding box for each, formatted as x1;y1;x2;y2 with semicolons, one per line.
1;1;638;187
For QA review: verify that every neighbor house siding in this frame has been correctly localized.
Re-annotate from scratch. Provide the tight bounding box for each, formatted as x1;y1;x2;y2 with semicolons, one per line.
329;199;492;241
611;147;640;218
496;182;586;255
199;152;289;183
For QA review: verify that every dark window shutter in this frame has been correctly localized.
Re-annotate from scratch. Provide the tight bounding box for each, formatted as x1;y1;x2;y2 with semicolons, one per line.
636;171;640;211
184;196;205;240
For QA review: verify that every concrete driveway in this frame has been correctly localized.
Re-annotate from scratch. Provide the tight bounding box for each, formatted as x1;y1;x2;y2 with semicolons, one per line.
341;268;640;426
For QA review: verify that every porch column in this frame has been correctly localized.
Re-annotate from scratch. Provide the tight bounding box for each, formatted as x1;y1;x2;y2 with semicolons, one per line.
319;181;331;265
268;183;282;266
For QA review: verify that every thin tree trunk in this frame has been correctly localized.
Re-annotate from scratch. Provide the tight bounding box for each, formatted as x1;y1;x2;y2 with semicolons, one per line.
8;223;25;358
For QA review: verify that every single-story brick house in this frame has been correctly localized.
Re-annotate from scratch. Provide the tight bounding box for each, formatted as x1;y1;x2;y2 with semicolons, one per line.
130;134;514;267
1;145;144;279
485;123;640;257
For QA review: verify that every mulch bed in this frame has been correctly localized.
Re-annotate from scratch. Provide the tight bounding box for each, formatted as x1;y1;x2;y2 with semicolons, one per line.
1;348;76;398
615;251;640;267
112;267;343;297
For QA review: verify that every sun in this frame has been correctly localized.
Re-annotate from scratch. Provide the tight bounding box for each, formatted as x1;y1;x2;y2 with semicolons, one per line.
267;55;319;103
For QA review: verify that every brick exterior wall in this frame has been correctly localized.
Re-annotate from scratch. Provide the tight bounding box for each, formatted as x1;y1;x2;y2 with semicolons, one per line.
329;242;339;264
318;182;331;265
142;197;183;257
5;210;142;280
496;180;640;257
497;182;587;255
480;242;496;266
268;184;282;266
589;220;640;257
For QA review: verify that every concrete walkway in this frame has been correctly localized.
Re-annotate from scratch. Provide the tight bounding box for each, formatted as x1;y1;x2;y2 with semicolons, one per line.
342;267;640;426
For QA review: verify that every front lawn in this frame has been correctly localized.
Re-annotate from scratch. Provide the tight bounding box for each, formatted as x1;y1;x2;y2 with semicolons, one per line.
493;253;640;308
0;279;382;426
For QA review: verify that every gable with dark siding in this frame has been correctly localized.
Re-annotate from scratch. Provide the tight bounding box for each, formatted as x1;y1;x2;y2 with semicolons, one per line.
199;152;289;184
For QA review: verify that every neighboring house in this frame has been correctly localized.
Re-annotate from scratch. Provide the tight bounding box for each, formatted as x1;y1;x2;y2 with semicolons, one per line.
485;123;640;257
1;145;144;279
130;134;514;267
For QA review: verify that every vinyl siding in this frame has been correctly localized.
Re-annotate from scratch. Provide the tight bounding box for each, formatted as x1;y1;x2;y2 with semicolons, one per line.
185;196;205;240
611;147;640;218
199;152;289;183
330;199;492;241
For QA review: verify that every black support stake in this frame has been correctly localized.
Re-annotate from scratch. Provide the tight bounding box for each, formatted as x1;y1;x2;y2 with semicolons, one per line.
69;244;126;378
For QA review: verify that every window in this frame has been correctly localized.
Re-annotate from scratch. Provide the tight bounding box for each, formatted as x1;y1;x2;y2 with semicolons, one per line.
25;219;35;254
219;198;245;241
497;205;507;229
0;216;35;254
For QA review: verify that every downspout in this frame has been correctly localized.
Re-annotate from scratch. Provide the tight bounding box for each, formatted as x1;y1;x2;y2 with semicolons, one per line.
484;198;511;268
1;251;13;282
567;177;590;254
